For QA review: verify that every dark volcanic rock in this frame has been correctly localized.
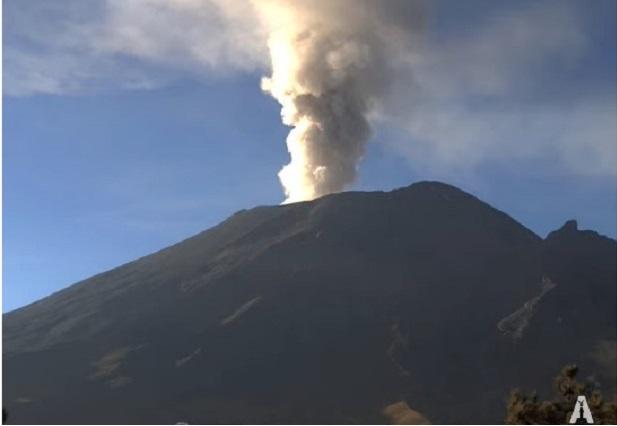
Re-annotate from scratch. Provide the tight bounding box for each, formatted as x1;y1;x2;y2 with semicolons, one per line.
3;181;616;424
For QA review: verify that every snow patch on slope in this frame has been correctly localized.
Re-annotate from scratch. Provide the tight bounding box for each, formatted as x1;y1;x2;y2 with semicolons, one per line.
220;296;262;326
497;276;556;340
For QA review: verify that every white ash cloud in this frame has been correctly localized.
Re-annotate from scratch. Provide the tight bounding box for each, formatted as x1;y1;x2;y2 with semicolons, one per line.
5;0;424;202
257;0;423;202
4;0;615;201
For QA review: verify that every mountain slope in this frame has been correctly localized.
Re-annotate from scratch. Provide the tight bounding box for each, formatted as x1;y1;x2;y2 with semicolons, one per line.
4;182;616;424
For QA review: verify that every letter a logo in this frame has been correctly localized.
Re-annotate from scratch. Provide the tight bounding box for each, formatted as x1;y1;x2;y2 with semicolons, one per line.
569;395;594;424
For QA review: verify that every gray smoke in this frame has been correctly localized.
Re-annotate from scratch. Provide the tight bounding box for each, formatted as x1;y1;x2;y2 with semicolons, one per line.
257;0;424;202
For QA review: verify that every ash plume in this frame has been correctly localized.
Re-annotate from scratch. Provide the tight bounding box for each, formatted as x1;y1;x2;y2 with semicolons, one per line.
256;0;423;202
7;1;606;197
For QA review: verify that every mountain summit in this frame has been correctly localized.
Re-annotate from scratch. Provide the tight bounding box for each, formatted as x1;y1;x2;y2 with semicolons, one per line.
4;182;616;424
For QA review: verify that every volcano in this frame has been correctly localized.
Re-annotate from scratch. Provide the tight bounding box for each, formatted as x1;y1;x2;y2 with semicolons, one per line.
3;182;616;424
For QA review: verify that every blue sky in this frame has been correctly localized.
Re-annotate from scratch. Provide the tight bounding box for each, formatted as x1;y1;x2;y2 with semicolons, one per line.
3;0;616;312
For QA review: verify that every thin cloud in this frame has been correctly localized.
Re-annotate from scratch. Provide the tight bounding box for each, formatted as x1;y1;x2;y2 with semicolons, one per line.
377;1;616;177
4;0;615;179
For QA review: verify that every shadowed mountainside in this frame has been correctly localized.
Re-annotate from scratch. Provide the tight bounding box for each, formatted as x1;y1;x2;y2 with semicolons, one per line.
4;182;616;424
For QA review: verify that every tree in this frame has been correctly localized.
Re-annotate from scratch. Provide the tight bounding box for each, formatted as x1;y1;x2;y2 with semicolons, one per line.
505;365;617;424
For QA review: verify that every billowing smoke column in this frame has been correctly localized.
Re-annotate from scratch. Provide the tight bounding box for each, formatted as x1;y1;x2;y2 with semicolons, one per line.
256;0;422;203
10;0;421;203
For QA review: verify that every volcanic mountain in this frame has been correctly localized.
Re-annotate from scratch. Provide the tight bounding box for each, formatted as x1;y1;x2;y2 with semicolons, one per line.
3;182;616;424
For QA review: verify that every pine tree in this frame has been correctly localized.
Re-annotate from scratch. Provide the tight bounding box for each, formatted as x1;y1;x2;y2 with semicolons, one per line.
505;365;617;424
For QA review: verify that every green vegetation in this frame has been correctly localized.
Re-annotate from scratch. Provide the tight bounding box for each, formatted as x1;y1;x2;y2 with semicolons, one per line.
505;365;617;424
